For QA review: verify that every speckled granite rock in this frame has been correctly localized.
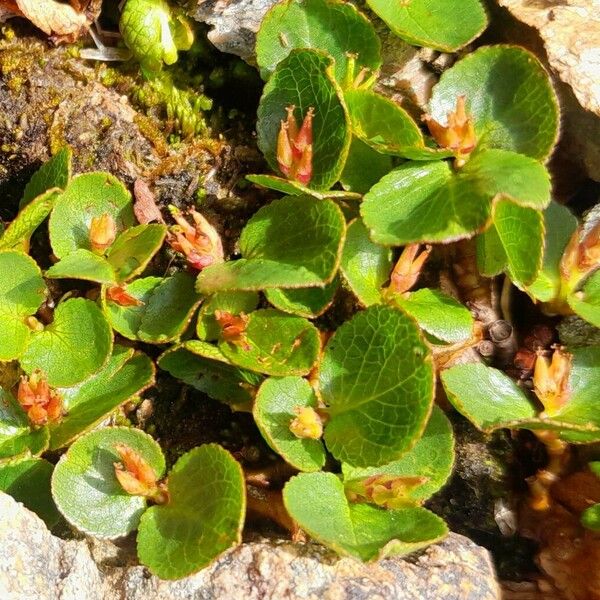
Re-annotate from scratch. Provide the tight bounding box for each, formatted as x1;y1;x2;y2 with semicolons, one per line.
0;492;500;600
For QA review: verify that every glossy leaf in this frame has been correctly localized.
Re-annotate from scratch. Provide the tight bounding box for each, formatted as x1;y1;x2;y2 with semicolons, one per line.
49;173;134;259
340;137;393;194
253;376;326;472
569;271;600;328
137;444;245;579
319;305;434;467
196;196;345;293
49;346;155;450
0;389;49;462
342;406;454;502
21;147;71;208
256;0;381;85
361;149;551;245
51;427;165;538
21;298;113;387
257;49;350;190
0;458;59;527
158;343;262;408
219;309;320;377
104;274;201;344
196;291;260;341
284;472;448;560
429;45;559;159
367;0;487;52
246;174;361;200
265;278;338;318
0;251;46;361
477;199;544;287
46;249;118;285
395;288;473;344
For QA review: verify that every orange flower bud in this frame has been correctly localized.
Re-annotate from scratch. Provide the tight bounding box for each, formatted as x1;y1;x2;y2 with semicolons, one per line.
89;214;117;254
113;444;168;504
17;371;62;427
289;406;324;440
423;96;476;159
106;285;144;307
345;474;427;509
388;244;432;295
167;207;224;271
214;310;250;350
533;347;572;416
276;105;314;186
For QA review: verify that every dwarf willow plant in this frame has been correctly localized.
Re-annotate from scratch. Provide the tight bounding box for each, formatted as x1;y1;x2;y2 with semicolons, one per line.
0;0;599;582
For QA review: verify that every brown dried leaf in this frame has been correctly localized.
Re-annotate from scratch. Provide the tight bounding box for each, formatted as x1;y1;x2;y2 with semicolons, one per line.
133;179;165;225
16;0;88;38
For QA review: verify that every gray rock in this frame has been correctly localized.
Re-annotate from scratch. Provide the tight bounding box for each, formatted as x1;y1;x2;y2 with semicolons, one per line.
0;492;501;600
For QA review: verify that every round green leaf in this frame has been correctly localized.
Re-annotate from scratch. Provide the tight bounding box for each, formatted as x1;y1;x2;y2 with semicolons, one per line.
219;309;320;377
137;444;245;580
257;49;350;190
256;0;381;85
340;137;393;194
284;472;448;560
569;271;600;329
340;219;392;306
51;427;165;538
367;0;487;52
247;174;362;200
196;291;260;341
342;406;454;503
319;305;434;467
21;147;71;208
0;251;46;361
196;196;346;294
395;288;473;345
104;274;201;344
0;458;59;527
253;376;326;472
46;249;117;285
265;278;338;318
0;389;49;462
429;45;559;159
361;149;551;245
49;346;155;450
582;504;600;531
21;298;113;387
49;173;135;259
158;343;262;408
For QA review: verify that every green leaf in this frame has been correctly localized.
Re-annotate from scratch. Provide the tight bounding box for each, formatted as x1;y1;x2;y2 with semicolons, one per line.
158;343;262;408
319;305;434;467
441;363;537;431
256;0;381;85
527;202;578;302
367;0;487;52
104;274;201;344
52;427;165;538
342;406;454;503
582;504;600;531
46;249;118;285
0;251;46;361
253;376;326;472
340;219;392;306
0;458;59;527
106;224;167;283
219;309;320;377
345;90;447;160
0;191;59;252
0;389;49;462
49;173;134;259
21;298;113;387
340;137;393;194
477;199;544;287
429;45;559;159
196;291;260;341
569;271;600;328
49;346;155;450
265;278;338;318
394;288;473;344
361;149;551;245
257;49;350;190
21;147;71;208
284;472;448;560
137;444;245;579
246;174;361;201
196;196;345;293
